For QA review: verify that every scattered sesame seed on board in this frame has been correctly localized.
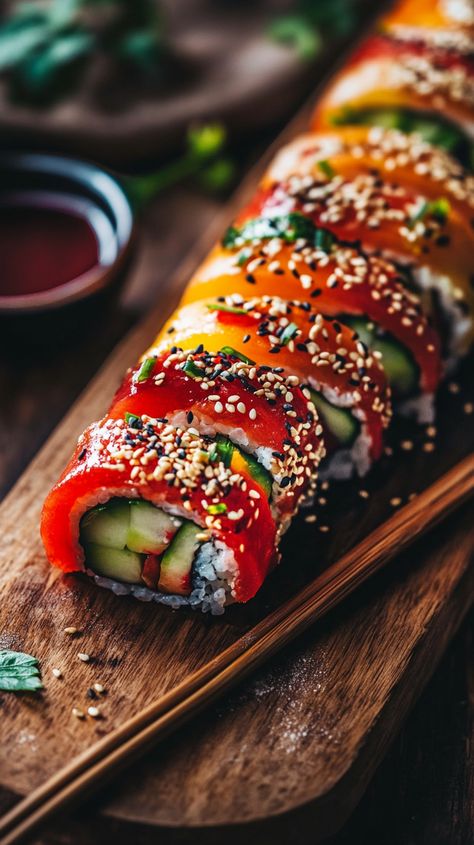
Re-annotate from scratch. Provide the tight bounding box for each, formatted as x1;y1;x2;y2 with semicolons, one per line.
390;497;402;507
52;668;62;679
64;627;80;635
304;514;317;523
87;706;101;718
448;382;460;394
78;653;90;663
319;525;330;533
400;440;413;451
423;442;436;453
72;708;85;719
93;683;106;694
358;489;369;499
464;402;473;415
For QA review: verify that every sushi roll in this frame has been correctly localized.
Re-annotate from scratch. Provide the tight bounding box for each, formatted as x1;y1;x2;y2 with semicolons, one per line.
41;351;325;612
158;296;391;479
184;210;441;423
110;348;326;529
311;30;474;168
42;418;282;614
231;134;472;362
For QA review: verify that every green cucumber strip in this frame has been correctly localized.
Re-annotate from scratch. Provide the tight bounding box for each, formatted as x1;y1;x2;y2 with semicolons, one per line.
280;321;299;345
85;543;143;584
80;499;130;550
309;389;359;446
127;500;180;555
159;520;203;595
342;315;419;396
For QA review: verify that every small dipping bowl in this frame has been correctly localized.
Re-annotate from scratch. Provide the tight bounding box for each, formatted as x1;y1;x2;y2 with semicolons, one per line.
0;152;134;343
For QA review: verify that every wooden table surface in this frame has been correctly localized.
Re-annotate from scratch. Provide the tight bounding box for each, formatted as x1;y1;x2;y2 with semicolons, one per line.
1;129;472;843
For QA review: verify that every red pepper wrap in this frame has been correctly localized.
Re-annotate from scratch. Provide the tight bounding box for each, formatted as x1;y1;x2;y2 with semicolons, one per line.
109;349;325;520
41;417;279;603
158;296;391;463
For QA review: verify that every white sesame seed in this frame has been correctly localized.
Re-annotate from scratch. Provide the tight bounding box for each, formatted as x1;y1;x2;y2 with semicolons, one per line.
72;707;85;719
249;408;257;420
64;627;80;635
52;668;62;679
87;706;101;718
78;653;90;663
93;683;105;694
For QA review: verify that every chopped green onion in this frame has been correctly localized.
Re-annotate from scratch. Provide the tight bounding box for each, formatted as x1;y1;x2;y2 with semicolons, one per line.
318;159;335;179
125;412;142;429
409;197;450;227
207;502;228;515
280;322;299;345
314;228;335;252
219;346;255;365
136;357;156;382
207;303;248;315
182;359;203;379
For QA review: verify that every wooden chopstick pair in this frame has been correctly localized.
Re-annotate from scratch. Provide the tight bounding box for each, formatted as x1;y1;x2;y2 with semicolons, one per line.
1;453;473;845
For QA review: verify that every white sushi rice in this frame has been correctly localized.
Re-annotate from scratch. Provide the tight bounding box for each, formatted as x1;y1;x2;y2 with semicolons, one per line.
88;539;238;616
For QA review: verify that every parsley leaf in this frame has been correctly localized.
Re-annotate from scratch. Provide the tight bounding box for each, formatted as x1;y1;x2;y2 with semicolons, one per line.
0;650;43;692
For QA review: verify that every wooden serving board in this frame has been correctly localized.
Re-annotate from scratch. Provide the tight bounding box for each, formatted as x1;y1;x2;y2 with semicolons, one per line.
0;110;473;842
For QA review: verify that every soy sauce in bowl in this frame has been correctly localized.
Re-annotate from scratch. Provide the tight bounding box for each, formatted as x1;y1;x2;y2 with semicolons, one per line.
0;153;133;331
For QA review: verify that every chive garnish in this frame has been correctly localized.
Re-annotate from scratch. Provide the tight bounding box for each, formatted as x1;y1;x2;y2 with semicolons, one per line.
314;228;335;252
125;412;142;429
219;346;255;365
136;357;156;382
207;303;248;315
318;159;335;179
182;359;203;379
409;197;450;227
280;322;299;345
207;503;228;515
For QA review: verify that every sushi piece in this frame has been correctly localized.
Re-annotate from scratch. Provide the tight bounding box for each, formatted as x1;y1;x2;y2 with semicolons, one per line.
109;348;326;529
41;417;282;614
227;140;472;361
183;220;441;422
157;295;391;479
312;32;474;168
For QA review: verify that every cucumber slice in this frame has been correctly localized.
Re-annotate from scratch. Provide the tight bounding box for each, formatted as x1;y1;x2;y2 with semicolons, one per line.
127;501;180;555
309;390;359;446
342;316;419;396
230;445;272;499
85;543;143;584
158;521;203;595
80;499;130;550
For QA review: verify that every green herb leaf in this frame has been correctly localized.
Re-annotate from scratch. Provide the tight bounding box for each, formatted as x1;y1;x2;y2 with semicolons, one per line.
268;15;322;61
136;357;156;383
223;213;336;254
187;123;227;160
409;197;450;227
0;650;42;693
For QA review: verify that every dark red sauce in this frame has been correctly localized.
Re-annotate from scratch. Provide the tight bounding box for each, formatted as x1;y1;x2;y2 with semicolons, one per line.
0;196;100;297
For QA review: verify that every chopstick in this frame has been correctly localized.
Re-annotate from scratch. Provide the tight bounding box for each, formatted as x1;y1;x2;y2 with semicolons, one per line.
1;453;473;845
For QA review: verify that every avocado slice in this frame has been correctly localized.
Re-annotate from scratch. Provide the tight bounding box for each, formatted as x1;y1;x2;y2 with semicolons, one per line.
80;499;130;550
127;500;180;555
342;315;419;396
85;543;143;584
158;521;203;595
309;390;359;446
